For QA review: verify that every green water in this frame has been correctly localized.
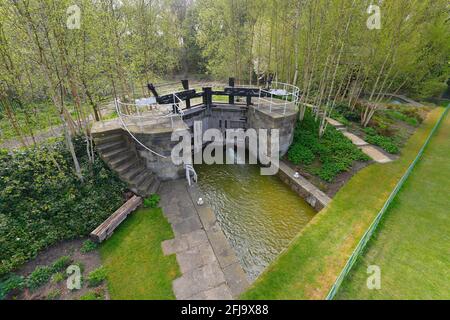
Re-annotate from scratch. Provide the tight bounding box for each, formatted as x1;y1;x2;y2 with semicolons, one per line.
195;160;316;281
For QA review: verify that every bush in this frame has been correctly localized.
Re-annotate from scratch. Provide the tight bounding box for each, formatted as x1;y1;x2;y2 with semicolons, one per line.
143;194;161;209
80;240;98;254
52;256;72;272
0;136;127;276
87;266;107;287
364;127;400;154
80;289;104;300
384;109;419;126
287;111;369;182
46;289;61;300
0;274;24;300
288;144;315;165
366;135;399;154
51;272;65;284
26;266;53;290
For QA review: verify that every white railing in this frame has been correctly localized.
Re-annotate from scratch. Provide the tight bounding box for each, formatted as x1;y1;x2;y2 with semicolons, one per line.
115;98;184;158
257;81;300;114
185;164;198;186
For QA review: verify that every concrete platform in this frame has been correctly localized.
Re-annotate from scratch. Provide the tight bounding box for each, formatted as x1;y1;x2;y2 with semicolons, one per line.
160;180;250;300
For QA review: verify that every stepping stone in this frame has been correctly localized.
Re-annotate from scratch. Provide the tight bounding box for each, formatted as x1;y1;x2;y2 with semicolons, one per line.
360;145;393;164
326;117;345;128
223;262;250;298
172;215;203;236
173;262;226;300
161;238;189;256
176;243;217;273
342;131;369;146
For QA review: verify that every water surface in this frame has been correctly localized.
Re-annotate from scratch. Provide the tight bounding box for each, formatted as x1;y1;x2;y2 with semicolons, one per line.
196;158;316;281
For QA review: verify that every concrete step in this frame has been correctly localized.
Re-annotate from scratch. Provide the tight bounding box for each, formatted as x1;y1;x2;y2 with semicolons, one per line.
102;147;129;160
97;140;125;153
94;133;123;145
109;152;135;167
137;174;156;195
146;178;161;195
130;167;152;188
123;166;147;183
115;159;139;175
92;128;123;139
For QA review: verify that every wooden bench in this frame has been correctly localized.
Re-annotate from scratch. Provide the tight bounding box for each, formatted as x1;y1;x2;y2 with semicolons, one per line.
90;195;142;243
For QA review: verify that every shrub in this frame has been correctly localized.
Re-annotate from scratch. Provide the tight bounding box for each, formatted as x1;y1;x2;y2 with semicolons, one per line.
366;135;399;154
46;289;61;300
26;266;53;290
80;240;98;254
288;144;315;165
51;272;65;284
87;266;107;287
52;256;72;272
364;127;400;154
0;136;127;276
0;274;24;300
143;194;161;209
287;110;369;182
80;289;104;300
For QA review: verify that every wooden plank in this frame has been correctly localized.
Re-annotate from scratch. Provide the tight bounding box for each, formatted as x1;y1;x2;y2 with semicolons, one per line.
90;195;143;243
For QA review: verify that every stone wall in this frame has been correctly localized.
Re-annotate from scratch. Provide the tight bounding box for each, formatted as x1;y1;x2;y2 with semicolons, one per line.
247;106;298;157
134;126;189;180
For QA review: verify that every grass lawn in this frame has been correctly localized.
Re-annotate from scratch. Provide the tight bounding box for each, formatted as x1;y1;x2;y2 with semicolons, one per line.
100;207;180;300
241;107;445;300
336;108;450;300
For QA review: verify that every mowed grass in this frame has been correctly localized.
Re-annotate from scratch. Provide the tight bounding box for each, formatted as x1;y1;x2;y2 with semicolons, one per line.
241;107;445;300
336;108;450;300
100;207;180;300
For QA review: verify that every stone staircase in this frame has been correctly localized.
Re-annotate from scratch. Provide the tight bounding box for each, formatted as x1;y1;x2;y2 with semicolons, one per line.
93;130;160;197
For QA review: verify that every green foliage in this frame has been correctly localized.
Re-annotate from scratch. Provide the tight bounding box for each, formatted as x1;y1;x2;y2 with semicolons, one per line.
0;137;127;276
51;256;72;272
51;272;65;284
0;274;25;300
143;194;161;209
80;240;98;254
288;144;315;165
288;111;369;182
46;289;61;300
364;127;400;154
87;266;107;287
25;266;53;291
79;289;104;300
385;109;419;126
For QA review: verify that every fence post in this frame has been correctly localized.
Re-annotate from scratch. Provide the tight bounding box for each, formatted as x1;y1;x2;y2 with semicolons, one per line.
182;79;191;109
203;87;213;114
229;77;235;105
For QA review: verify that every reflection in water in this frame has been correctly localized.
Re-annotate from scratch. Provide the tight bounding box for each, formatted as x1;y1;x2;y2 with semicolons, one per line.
195;154;316;281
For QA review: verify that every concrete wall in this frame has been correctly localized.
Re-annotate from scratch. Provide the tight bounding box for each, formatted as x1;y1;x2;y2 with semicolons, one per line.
247;106;298;157
126;103;298;181
134;127;188;181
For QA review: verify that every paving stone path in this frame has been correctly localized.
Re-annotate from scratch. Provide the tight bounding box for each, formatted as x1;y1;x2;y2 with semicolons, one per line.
326;117;394;164
159;180;249;300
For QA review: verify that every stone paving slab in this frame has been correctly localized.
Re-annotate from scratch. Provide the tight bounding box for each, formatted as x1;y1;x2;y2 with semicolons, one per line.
326;117;345;127
342;131;369;146
223;262;251;298
159;180;250;300
173;261;227;300
360;145;393;163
